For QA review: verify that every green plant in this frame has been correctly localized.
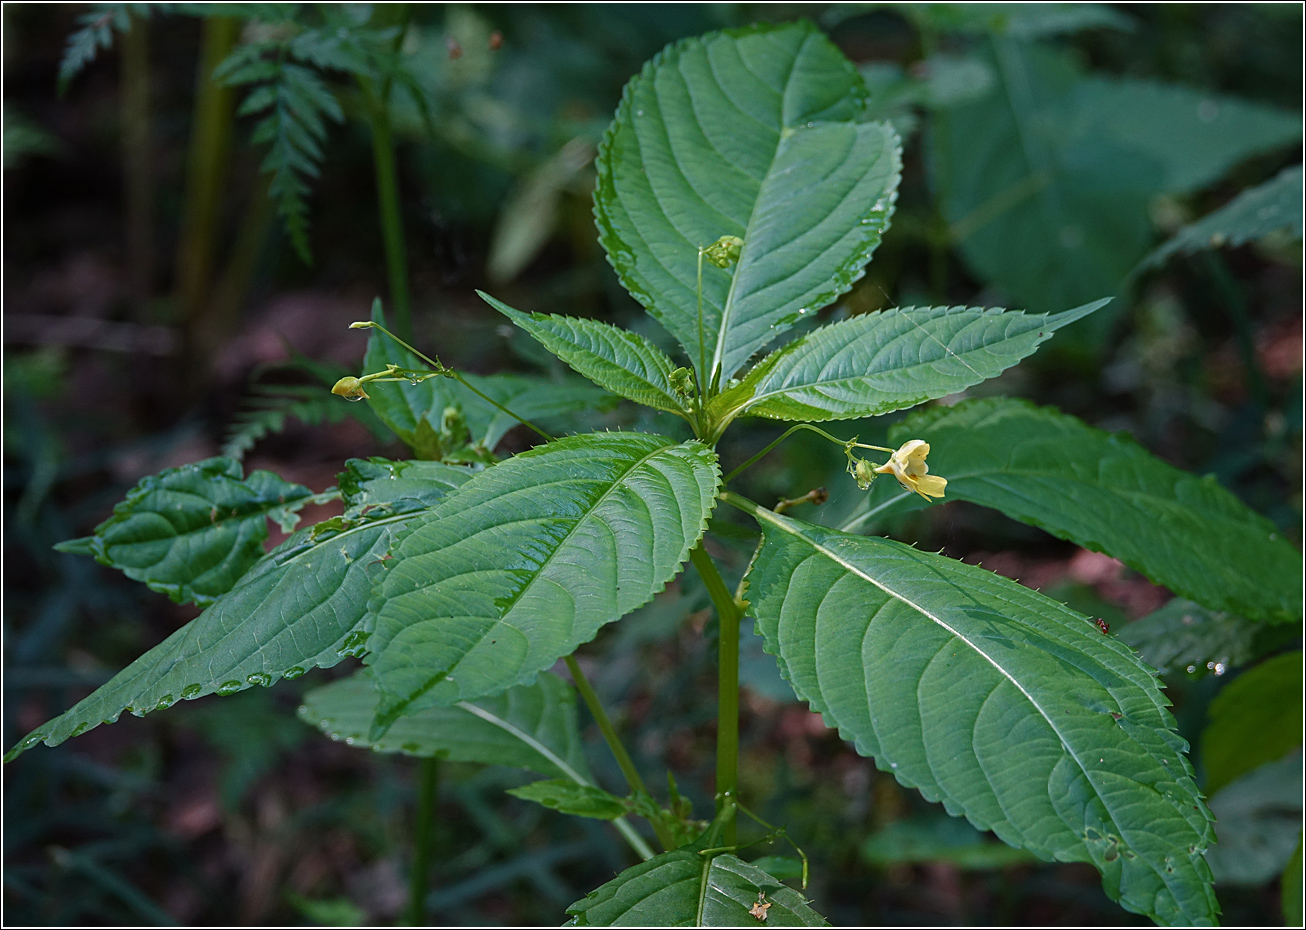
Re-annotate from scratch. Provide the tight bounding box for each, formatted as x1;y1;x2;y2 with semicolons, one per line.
9;20;1301;927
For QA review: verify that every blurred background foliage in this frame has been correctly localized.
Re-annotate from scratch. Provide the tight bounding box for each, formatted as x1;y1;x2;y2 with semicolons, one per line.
3;3;1301;925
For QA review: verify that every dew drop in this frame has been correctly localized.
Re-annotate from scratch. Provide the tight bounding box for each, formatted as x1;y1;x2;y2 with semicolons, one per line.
1186;665;1197;674
71;722;90;737
345;394;365;403
216;680;244;696
246;672;272;688
20;734;44;750
345;737;357;745
283;666;307;681
1213;662;1226;676
402;742;421;753
155;694;177;711
181;684;203;700
890;762;898;769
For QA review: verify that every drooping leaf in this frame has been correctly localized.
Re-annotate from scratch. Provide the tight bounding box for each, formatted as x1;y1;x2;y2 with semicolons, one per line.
1142;164;1304;270
480;292;693;417
1204;750;1303;886
367;432;720;729
594;20;901;389
54;457;318;607
928;41;1300;320
566;848;828;927
299;669;592;781
1116;599;1295;679
737;500;1218;925
5;461;473;762
507;779;627;820
861;817;1038;869
877;398;1302;624
360;302;613;452
710;299;1107;426
1201;651;1303;796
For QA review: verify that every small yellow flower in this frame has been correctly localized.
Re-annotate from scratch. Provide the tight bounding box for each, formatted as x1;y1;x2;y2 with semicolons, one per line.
875;439;947;501
331;376;370;401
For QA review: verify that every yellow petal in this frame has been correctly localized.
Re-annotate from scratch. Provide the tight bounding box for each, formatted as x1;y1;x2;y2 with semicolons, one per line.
916;475;947;499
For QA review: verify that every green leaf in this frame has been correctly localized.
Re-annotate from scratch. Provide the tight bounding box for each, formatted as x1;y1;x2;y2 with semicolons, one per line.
508;779;627;820
361;303;613;452
1142;164;1304;270
929;42;1300;318
1284;831;1303;926
566;849;828;927
594;20;901;389
299;669;593;781
480;292;692;417
1201;651;1303;796
5;461;474;762
54;457;317;607
339;457;483;514
861;817;1038;869
1116;599;1295;678
367;432;720;729
711;299;1106;425
880;398;1302;624
738;502;1217;926
883;2;1135;38
1204;750;1303;886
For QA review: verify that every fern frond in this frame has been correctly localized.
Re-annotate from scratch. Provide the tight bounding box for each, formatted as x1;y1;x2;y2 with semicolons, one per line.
221;384;349;461
58;3;154;95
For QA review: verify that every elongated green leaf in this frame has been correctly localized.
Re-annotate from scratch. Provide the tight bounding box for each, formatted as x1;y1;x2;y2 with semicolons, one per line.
367;432;720;729
566;849;828;927
929;41;1300;318
877;398;1303;624
1205;750;1303;886
361;303;613;451
738;501;1217;925
1284;832;1303;925
299;669;592;781
5;462;473;762
861;817;1037;869
1201;651;1303;796
508;779;627;820
54;457;317;607
594;21;901;388
711;298;1106;425
1142;164;1304;270
1116;599;1295;678
480;292;692;417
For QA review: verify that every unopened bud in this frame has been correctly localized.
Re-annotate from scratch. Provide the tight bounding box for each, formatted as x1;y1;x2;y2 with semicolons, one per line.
332;376;370;402
703;235;744;268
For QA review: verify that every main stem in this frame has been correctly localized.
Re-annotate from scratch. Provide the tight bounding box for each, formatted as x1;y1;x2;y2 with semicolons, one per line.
368;98;411;343
406;756;439;925
689;543;742;848
564;655;676;851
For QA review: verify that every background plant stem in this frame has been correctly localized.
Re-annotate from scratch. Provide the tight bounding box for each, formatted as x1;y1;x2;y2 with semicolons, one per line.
564;655;675;851
119;10;153;321
406;756;439;926
689;543;742;848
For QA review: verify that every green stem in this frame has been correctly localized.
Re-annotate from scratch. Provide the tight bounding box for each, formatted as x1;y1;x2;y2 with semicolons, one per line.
120;9;154;320
365;93;411;343
406;756;439;925
689;544;743;848
354;321;555;442
564;655;676;851
1202;251;1268;408
724;424;892;484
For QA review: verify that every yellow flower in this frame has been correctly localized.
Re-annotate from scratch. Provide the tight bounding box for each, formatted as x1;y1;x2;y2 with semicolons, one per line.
874;439;947;501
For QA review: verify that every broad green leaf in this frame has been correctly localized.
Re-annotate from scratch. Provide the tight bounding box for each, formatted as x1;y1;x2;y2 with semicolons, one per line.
1142;164;1304;270
710;298;1107;426
1116;599;1296;678
299;669;593;781
480;292;692;417
1053;79;1303;195
1205;750;1303;886
594;21;901;388
878;398;1302;624
739;502;1217;925
861;817;1037;869
367;432;720;728
361;303;613;451
566;849;828;927
1201;651;1303;796
338;457;485;514
929;42;1300;319
5;461;473;762
884;2;1135;38
507;779;627;820
54;457;317;607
